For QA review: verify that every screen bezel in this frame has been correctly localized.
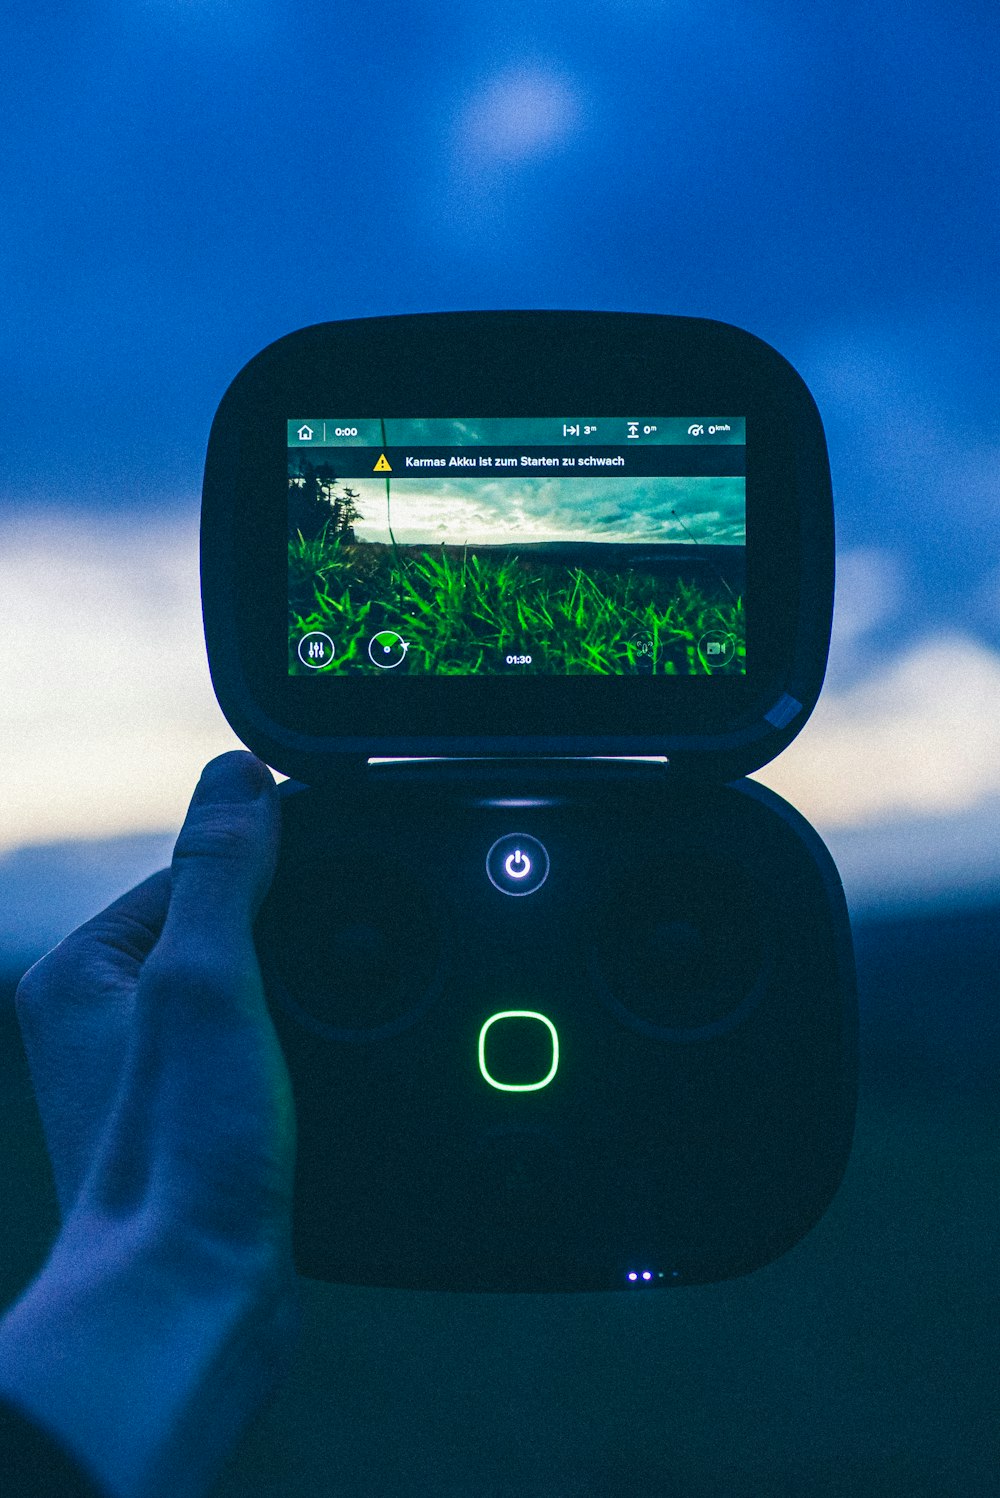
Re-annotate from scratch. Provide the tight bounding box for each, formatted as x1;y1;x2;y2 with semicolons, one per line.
202;312;833;780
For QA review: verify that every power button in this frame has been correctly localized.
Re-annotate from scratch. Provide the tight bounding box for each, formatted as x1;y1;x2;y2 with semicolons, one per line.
486;833;550;897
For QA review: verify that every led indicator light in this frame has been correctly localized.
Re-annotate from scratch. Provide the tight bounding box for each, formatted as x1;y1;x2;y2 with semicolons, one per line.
478;1011;559;1092
485;834;549;896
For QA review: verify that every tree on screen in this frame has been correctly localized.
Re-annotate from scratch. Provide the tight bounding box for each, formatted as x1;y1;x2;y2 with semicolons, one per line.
288;460;364;541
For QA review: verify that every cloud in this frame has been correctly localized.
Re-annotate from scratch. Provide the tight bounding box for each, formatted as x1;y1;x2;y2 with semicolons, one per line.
0;508;246;853
455;66;583;167
1;512;998;901
815;791;1000;919
755;545;1000;823
756;629;1000;825
827;546;905;656
352;473;744;546
434;63;591;246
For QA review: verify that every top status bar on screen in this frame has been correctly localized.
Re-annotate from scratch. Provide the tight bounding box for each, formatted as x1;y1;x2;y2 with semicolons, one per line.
287;418;746;447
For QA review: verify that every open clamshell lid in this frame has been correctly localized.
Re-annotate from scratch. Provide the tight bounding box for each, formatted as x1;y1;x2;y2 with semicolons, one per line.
201;311;833;784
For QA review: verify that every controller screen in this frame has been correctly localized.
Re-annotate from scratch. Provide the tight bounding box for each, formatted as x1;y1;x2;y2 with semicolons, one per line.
287;418;745;676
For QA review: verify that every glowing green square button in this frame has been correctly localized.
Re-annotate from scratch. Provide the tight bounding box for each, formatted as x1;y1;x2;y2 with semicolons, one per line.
478;1011;559;1092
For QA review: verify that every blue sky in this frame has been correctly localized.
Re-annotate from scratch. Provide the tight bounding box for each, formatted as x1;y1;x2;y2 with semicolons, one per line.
2;1;999;937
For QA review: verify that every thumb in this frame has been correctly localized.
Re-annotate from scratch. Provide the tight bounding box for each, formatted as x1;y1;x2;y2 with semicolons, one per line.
161;751;280;953
94;752;290;1230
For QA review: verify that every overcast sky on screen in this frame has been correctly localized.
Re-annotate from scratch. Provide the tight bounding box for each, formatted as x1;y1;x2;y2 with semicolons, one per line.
1;0;998;902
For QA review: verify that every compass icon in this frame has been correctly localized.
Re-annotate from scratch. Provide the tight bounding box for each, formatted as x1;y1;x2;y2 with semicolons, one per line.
368;630;408;669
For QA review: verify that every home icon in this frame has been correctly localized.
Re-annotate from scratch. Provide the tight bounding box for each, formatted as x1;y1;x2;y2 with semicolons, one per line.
297;424;314;441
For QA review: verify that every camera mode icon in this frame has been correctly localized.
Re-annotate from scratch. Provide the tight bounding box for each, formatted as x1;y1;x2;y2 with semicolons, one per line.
697;631;736;669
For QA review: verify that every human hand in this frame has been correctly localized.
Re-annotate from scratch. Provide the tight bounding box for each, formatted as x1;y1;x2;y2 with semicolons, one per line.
0;751;299;1498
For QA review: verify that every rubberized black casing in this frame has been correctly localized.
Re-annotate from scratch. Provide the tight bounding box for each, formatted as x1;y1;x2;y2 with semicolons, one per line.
257;760;857;1292
201;311;833;783
201;313;855;1293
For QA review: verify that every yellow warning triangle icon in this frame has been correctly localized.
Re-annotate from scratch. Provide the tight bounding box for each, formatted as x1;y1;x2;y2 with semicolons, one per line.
374;453;392;472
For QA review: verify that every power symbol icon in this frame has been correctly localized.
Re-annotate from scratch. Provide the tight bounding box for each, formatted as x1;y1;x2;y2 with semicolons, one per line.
486;834;549;897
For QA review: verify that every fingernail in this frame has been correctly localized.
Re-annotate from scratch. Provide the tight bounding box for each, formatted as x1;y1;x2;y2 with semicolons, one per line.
193;753;270;804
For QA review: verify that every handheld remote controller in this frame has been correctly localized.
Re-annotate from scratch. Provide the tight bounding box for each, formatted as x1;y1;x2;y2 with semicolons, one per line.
201;312;857;1292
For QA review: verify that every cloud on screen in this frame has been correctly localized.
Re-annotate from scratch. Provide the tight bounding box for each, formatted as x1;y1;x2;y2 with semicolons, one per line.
350;474;745;546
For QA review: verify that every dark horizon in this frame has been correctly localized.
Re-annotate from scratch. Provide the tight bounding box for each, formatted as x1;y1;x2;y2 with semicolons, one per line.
400;538;744;553
315;537;746;562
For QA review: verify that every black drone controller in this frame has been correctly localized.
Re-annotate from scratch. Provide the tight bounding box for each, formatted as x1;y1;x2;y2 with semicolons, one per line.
200;311;857;1293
